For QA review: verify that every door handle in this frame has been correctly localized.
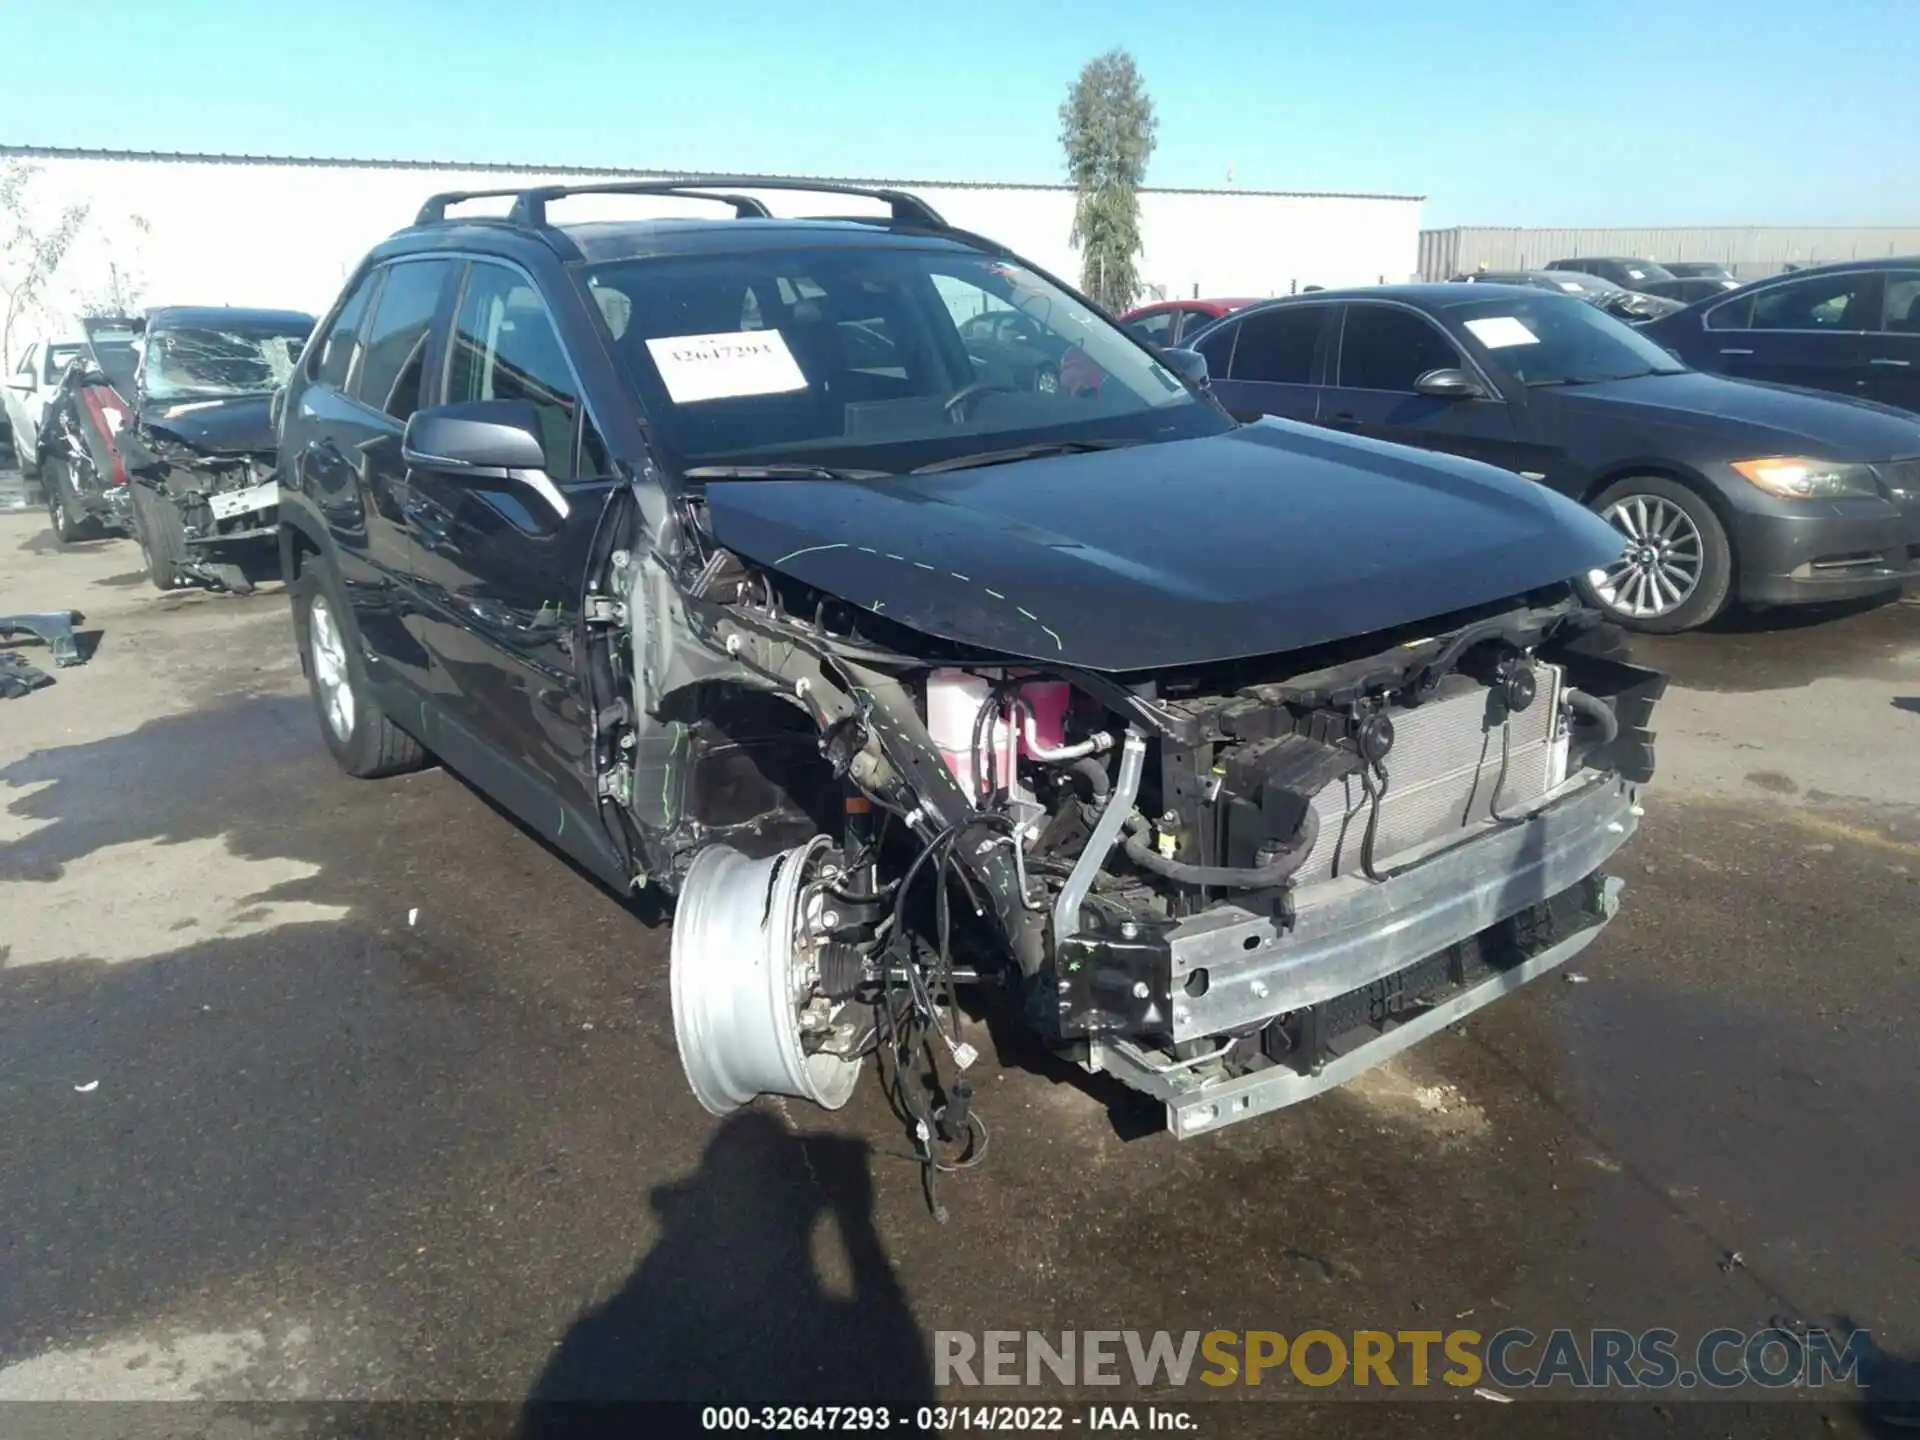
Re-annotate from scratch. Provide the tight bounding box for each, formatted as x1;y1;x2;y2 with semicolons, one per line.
1869;357;1911;368
1718;348;1755;356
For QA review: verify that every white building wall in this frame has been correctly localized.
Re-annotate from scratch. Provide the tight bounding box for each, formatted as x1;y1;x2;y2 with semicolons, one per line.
1;150;1421;353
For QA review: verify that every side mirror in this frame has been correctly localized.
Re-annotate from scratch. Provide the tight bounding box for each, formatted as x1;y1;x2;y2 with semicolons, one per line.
402;399;569;518
1414;368;1484;399
1161;347;1210;389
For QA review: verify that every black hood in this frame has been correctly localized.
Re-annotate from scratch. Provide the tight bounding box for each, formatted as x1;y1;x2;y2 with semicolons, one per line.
1547;371;1920;461
137;394;276;455
702;421;1626;672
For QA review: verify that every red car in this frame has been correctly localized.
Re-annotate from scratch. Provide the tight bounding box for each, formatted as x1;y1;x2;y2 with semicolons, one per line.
1120;297;1261;347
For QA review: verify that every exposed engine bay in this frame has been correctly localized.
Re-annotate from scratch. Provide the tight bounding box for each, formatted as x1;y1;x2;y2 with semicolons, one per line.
124;432;281;591
580;481;1667;1212
79;309;306;593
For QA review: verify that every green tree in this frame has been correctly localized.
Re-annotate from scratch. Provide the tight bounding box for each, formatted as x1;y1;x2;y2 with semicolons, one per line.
0;161;89;370
1059;49;1157;312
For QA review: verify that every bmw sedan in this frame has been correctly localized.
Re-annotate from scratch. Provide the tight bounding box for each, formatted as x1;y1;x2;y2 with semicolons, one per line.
1639;257;1920;415
1188;285;1920;632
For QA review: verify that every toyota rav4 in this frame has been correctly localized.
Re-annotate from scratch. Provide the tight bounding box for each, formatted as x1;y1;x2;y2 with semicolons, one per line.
277;178;1665;1176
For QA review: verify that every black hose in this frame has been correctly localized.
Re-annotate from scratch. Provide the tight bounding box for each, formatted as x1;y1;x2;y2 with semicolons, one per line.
1067;755;1110;802
1564;688;1619;747
1121;807;1320;888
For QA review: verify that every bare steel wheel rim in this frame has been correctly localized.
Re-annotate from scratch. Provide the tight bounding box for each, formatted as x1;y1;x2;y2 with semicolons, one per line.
1590;494;1705;619
308;594;355;741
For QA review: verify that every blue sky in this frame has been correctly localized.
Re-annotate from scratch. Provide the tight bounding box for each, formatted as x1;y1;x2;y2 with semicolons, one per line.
2;0;1913;227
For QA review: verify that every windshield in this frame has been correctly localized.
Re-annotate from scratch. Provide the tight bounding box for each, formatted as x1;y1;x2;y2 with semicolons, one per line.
143;325;307;401
1441;293;1688;385
581;245;1227;473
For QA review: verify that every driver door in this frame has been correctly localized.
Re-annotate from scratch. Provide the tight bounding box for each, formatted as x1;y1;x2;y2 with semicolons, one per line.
1320;302;1535;474
402;259;622;875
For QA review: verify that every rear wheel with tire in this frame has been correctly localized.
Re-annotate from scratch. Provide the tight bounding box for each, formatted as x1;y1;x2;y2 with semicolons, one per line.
291;562;428;778
45;459;85;546
1575;475;1733;634
130;482;188;591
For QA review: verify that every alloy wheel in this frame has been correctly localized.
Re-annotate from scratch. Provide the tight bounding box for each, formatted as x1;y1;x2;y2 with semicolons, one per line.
1589;493;1705;619
308;594;356;741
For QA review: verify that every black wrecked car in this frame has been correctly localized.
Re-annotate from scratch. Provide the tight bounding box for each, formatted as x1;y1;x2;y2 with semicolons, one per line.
87;307;315;592
277;178;1665;1163
1190;285;1920;632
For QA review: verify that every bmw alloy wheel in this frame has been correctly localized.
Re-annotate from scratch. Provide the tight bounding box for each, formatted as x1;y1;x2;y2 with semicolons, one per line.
1589;493;1705;619
307;594;356;741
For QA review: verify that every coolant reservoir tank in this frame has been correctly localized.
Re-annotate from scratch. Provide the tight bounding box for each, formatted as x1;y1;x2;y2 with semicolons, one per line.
926;669;1014;800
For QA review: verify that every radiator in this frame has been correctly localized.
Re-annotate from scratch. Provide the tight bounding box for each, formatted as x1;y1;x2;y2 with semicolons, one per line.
1292;664;1566;884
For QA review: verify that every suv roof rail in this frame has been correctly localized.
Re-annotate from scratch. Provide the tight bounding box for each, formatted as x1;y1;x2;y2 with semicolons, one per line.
414;176;948;231
414;187;537;225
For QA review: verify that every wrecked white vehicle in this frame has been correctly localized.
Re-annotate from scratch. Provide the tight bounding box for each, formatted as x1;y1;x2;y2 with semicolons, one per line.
87;308;315;593
279;180;1664;1188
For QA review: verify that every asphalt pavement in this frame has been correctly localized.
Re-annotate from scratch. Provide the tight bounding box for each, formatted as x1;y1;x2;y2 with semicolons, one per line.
1;510;1916;1438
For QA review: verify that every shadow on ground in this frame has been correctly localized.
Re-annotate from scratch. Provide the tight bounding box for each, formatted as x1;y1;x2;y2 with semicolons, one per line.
519;1110;933;1431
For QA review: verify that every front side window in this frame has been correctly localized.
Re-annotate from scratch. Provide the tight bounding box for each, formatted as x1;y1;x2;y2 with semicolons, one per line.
355;259;456;421
582;245;1225;473
317;271;381;391
1441;292;1688;387
1705;293;1753;331
446;262;590;480
44;344;80;383
142;324;307;403
1878;273;1920;333
1193;320;1238;377
1337;305;1461;391
1747;273;1876;332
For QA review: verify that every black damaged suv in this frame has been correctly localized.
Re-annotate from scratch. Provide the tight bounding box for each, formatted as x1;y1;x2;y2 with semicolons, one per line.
278;178;1664;1152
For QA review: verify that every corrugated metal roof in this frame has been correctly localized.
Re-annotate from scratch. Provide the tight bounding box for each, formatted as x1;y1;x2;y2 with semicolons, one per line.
0;143;1425;203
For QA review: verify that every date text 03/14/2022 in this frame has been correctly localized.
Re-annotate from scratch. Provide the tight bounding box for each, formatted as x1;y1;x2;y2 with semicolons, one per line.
699;1404;1196;1432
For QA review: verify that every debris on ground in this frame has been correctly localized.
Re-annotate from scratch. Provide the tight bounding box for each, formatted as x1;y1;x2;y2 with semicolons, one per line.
1;609;90;697
1;650;55;698
0;609;88;666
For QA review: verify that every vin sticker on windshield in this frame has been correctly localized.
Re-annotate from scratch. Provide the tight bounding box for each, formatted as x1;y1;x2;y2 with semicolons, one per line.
1464;316;1540;349
646;330;808;404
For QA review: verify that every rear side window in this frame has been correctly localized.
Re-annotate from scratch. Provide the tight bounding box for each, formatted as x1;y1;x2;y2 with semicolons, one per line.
1229;307;1324;384
316;271;381;390
446;261;590;480
1337;305;1461;391
354;259;456;421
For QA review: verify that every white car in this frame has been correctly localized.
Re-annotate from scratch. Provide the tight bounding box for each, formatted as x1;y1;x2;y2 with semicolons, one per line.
4;339;86;478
